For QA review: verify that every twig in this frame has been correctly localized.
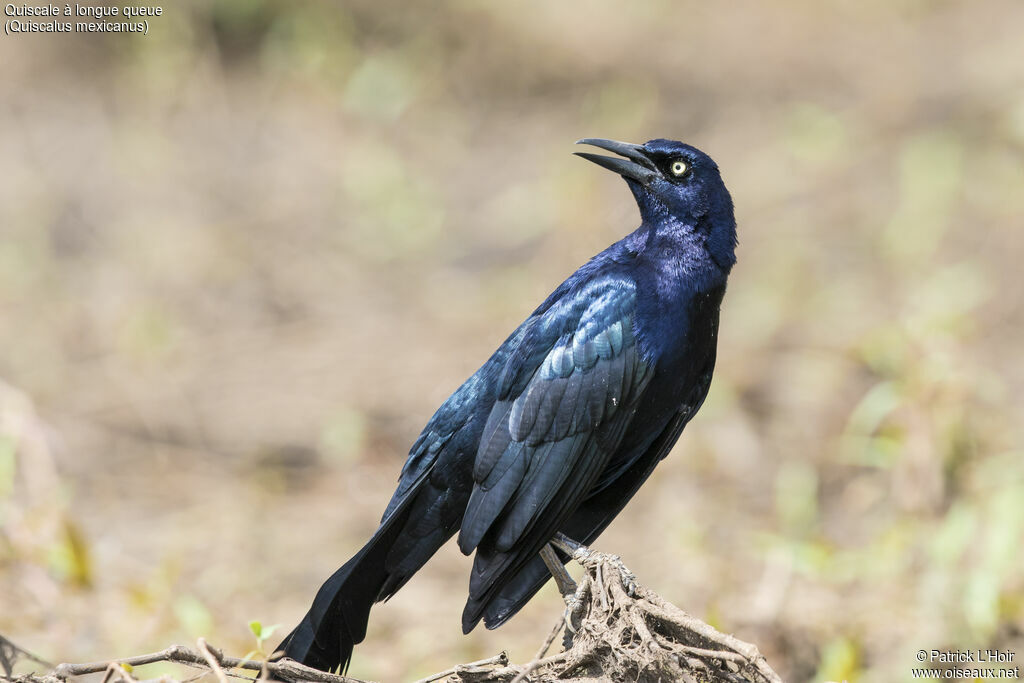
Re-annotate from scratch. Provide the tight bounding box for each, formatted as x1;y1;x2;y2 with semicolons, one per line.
509;619;564;683
52;646;195;679
99;662;132;683
412;652;508;683
41;644;362;683
0;635;53;677
196;640;228;683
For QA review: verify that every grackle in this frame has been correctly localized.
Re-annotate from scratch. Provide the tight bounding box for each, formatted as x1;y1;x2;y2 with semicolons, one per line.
278;138;737;672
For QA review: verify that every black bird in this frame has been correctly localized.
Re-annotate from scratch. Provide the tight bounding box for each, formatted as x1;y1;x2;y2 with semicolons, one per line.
278;138;737;672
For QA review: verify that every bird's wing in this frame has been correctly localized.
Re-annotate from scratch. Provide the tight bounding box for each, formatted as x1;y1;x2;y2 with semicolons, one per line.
381;325;529;524
477;362;717;629
375;345;522;596
456;276;652;620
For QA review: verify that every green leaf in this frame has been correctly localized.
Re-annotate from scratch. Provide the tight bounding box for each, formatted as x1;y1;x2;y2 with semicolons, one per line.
249;620;263;638
260;623;282;640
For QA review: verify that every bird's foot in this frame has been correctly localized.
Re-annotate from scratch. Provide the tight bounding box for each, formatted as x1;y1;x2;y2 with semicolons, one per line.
560;575;589;649
563;578;588;629
600;553;637;597
550;532;588;558
551;534;636;598
543;535;641;648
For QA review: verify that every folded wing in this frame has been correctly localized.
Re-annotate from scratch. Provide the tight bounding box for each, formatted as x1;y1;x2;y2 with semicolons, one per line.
456;276;652;630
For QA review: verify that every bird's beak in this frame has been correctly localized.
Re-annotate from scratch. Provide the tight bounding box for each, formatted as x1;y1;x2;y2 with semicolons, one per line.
574;138;659;185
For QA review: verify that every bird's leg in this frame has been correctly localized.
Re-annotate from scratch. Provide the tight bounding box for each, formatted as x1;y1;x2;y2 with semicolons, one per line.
539;544;577;598
539;544;586;644
550;532;590;561
551;532;637;597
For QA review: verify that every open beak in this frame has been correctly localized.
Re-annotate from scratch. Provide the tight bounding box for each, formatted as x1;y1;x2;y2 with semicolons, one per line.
575;138;658;184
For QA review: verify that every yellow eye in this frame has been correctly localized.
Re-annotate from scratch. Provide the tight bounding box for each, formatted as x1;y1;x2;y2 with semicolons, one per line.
670;159;689;177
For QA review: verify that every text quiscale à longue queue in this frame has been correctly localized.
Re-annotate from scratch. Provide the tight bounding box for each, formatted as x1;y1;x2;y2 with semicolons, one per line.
4;3;161;33
4;4;162;17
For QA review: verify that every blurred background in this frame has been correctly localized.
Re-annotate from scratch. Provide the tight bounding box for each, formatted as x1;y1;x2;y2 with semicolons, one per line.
2;1;1023;681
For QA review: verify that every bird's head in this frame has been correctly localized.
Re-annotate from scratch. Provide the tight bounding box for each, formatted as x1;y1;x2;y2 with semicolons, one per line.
576;138;737;270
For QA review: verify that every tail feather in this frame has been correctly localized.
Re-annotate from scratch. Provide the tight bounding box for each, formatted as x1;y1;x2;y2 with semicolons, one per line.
277;471;435;673
277;549;373;672
472;550;559;631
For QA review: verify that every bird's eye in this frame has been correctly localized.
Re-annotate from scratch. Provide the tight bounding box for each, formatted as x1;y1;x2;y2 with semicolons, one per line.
670;159;689;177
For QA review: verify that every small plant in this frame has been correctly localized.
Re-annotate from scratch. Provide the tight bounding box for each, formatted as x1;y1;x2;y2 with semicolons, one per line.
245;620;282;660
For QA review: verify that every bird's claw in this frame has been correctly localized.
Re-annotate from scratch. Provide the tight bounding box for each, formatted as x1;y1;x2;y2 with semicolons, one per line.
562;603;579;634
605;557;635;595
560;583;587;649
593;551;636;597
562;581;587;628
611;555;637;597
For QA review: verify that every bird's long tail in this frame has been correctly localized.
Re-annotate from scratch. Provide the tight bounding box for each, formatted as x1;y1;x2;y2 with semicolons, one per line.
276;470;439;673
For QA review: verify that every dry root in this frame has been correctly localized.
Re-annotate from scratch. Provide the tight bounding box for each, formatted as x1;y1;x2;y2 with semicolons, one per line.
442;550;783;683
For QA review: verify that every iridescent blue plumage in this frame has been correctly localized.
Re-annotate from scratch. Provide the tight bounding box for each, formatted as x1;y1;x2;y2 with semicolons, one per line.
278;138;737;672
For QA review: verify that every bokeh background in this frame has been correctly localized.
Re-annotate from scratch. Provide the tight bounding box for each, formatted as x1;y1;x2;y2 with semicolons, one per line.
2;2;1023;681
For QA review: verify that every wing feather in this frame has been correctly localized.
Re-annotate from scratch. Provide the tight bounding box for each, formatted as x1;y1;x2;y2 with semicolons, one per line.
456;276;651;587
